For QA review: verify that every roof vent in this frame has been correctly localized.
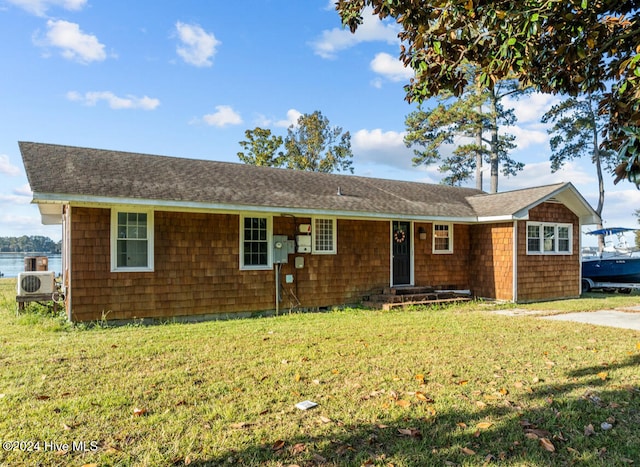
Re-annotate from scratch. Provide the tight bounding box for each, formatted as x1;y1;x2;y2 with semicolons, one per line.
337;186;343;196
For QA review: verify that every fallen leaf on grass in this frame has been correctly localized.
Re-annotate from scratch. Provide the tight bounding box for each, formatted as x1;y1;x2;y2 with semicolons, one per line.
230;422;253;429
133;407;147;417
35;395;50;400
476;422;493;429
397;428;422;439
415;373;425;383
396;399;411;408
458;379;469;386
597;372;608;381
415;391;434;403
271;439;285;451
291;443;306;455
539;438;555;452
319;416;332;424
524;428;551;439
461;447;476;455
457;422;468;429
584;424;596;436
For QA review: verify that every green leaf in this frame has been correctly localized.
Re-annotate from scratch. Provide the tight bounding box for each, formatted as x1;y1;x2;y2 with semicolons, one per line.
507;37;517;46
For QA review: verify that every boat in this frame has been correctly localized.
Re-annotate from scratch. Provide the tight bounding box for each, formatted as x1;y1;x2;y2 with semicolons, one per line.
582;227;640;288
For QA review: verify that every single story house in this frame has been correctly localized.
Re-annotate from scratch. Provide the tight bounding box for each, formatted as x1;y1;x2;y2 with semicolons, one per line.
20;142;600;322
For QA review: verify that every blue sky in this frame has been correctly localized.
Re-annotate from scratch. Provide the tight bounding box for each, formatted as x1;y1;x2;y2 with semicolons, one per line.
1;0;638;246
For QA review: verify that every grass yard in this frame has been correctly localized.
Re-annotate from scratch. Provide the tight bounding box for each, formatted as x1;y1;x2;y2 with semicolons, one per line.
1;278;639;466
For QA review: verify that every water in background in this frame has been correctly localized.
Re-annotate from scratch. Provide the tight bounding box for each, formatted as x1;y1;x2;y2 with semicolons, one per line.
0;254;62;278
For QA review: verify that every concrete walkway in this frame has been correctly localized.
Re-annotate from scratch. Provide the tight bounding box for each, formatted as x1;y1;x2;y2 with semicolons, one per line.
492;305;640;331
543;309;640;331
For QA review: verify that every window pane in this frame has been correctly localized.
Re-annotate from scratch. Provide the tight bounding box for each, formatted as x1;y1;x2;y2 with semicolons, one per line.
116;211;150;268
543;226;555;252
527;225;540;252
243;217;268;266
434;224;450;251
314;218;334;252
558;226;570;252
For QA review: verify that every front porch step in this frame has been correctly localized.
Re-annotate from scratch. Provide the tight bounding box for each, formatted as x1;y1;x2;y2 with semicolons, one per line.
363;286;472;310
383;286;435;295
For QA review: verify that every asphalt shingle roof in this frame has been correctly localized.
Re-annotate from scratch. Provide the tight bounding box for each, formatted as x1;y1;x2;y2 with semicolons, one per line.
19;142;591;222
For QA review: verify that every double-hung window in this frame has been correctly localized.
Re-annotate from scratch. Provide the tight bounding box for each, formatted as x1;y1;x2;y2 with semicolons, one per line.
526;222;572;254
111;209;154;272
312;217;336;254
241;215;271;269
433;223;453;254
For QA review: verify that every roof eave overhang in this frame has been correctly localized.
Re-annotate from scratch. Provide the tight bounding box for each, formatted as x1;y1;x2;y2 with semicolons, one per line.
512;183;600;226
32;193;479;224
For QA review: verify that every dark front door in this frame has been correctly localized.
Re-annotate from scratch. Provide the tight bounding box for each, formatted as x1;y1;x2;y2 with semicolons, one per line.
392;221;411;285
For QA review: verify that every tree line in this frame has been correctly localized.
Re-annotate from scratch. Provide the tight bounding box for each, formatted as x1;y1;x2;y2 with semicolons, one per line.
0;236;62;253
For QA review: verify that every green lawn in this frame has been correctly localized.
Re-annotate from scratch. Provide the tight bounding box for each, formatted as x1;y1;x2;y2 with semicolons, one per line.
1;278;639;466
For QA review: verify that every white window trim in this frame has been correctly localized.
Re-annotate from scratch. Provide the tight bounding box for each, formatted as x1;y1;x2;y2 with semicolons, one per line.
110;208;154;272
240;215;273;270
432;222;454;254
312;217;337;255
526;221;573;255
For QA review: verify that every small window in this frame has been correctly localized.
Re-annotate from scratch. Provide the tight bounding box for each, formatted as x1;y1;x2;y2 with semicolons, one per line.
312;218;336;254
543;225;555;252
558;226;570;252
241;216;271;269
527;225;540;252
433;223;453;254
526;222;572;255
111;209;154;272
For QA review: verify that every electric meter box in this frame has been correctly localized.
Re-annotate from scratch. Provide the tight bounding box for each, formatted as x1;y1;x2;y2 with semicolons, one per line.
273;235;290;264
273;235;296;264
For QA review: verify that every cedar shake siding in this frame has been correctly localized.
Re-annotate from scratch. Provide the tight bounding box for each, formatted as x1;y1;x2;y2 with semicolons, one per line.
69;207;391;321
469;223;514;301
414;223;471;290
20;142;601;321
516;202;581;302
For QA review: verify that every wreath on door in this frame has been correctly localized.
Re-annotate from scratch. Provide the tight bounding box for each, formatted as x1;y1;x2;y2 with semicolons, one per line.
394;229;406;243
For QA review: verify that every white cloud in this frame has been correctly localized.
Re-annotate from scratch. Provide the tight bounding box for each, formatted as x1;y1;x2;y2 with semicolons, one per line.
505;125;549;150
201;105;242;127
498;159;594;192
0;193;31;205
600;189;640;229
175;22;220;67
67;91;160;110
6;0;86;16
370;52;413;82
0;155;21;176
14;184;33;197
254;109;302;128
504;92;561;124
276;109;302;128
352;128;414;170
310;7;399;59
38;19;106;64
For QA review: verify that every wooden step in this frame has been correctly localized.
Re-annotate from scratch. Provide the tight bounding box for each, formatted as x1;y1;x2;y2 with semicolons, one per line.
363;288;472;310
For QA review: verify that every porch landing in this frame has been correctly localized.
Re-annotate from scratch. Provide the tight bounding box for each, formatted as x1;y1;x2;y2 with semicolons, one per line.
363;286;472;311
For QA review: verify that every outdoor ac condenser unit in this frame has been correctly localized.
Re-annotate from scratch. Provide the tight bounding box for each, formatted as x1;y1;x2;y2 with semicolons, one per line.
17;271;55;296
